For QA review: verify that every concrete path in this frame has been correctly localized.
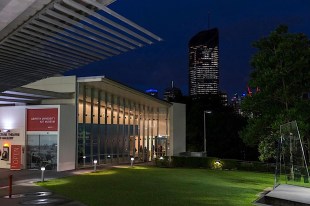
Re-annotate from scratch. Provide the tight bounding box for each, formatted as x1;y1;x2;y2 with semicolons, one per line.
0;165;117;206
266;184;310;205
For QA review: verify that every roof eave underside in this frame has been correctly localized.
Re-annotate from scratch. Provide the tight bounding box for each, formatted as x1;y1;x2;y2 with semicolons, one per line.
0;0;162;92
78;76;171;108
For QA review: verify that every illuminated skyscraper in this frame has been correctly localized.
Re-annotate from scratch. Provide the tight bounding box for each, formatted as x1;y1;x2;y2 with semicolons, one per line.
163;81;183;102
189;28;219;96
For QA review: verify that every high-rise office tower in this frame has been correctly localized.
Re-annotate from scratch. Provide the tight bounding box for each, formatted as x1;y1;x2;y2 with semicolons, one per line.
189;28;219;96
163;81;183;102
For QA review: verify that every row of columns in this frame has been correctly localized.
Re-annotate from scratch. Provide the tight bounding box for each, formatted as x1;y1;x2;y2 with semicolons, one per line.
77;84;169;166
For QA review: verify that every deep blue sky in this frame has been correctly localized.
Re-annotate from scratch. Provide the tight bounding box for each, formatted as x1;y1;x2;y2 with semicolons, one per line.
66;0;310;100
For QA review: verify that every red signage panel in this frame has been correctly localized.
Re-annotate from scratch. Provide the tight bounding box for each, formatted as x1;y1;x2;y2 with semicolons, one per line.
11;145;21;170
27;108;58;131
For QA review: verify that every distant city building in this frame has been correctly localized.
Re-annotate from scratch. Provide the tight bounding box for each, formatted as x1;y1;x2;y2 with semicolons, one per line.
219;92;228;106
145;88;158;98
189;28;219;96
163;81;183;102
230;93;246;115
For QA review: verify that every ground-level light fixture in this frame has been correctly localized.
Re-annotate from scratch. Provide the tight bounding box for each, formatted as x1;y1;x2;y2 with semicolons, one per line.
130;157;134;167
159;156;164;160
83;156;86;167
41;166;46;182
204;110;212;154
213;159;223;170
93;159;98;172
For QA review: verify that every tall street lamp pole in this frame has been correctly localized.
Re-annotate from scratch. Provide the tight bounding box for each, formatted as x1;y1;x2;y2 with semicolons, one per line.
204;110;212;154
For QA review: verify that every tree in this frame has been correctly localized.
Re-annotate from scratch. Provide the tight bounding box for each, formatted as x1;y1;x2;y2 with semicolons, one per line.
240;25;310;161
186;95;256;160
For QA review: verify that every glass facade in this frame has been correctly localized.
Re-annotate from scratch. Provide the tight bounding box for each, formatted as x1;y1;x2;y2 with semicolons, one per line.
26;134;58;170
77;82;170;166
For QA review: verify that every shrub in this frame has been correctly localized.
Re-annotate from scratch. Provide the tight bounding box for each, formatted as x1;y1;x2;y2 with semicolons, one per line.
155;156;171;167
162;156;276;173
221;159;239;170
170;156;218;168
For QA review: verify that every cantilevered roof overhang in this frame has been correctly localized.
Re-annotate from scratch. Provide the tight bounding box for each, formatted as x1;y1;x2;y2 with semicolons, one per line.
78;76;172;108
0;86;74;105
0;0;162;92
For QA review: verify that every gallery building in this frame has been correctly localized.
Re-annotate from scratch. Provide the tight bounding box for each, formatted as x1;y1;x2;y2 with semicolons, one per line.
0;76;186;171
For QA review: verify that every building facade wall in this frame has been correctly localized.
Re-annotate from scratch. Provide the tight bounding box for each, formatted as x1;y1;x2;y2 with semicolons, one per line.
58;105;76;171
0;105;76;171
169;103;186;156
77;82;172;166
0;76;186;171
0;106;26;169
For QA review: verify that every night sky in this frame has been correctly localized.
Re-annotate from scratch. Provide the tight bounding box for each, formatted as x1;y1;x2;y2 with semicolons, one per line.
65;0;310;100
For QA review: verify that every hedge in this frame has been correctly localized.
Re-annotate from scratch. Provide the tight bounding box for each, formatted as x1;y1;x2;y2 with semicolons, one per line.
154;156;276;173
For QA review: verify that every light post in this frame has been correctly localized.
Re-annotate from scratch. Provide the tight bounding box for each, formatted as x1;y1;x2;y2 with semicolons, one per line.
41;166;45;182
204;110;212;154
93;159;97;172
83;156;86;167
130;157;134;167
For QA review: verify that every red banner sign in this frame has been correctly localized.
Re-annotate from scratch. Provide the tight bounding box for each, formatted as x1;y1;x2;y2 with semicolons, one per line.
11;145;21;170
27;108;58;131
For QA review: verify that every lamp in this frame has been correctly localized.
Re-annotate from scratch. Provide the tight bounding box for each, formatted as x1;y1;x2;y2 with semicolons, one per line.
93;159;97;172
41;166;46;182
130;157;134;167
83;156;86;167
204;110;212;154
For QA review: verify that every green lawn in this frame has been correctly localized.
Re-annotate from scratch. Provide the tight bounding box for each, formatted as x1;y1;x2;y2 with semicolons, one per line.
38;166;274;206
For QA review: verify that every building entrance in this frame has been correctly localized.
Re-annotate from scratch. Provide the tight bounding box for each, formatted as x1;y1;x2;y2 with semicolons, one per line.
155;136;168;158
26;134;57;170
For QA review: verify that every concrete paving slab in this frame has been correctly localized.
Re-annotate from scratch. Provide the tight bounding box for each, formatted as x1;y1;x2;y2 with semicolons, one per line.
0;163;140;205
266;184;310;205
0;166;109;205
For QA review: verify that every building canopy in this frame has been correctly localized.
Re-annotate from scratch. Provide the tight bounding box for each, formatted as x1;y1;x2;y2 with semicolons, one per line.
0;0;162;92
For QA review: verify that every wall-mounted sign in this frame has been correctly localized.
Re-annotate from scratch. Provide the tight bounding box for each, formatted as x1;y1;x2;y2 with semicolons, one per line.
0;130;20;140
11;145;21;170
27;108;58;131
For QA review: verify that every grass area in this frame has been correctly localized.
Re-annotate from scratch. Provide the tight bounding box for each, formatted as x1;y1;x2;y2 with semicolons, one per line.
38;166;274;206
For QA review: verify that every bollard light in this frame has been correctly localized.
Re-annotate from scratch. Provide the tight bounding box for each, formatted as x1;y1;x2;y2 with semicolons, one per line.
213;159;223;170
130;157;134;167
41;166;46;182
93;159;97;172
159;156;164;160
8;175;12;198
83;156;86;167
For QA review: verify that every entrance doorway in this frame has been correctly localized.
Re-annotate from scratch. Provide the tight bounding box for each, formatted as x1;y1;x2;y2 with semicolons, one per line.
155;136;167;158
26;134;57;170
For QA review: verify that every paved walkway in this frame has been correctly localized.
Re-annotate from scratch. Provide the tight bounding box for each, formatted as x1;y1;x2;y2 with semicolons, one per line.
266;184;310;205
0;164;118;206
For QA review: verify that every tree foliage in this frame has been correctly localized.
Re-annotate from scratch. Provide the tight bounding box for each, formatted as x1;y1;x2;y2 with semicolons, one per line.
240;25;310;161
185;95;257;160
